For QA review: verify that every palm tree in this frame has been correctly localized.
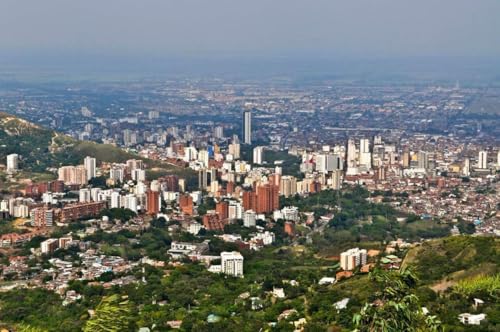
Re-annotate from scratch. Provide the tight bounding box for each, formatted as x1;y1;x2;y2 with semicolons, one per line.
84;294;135;332
353;268;442;332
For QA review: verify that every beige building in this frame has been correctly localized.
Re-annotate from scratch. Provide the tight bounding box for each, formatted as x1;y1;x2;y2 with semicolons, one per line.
58;165;87;185
340;248;367;271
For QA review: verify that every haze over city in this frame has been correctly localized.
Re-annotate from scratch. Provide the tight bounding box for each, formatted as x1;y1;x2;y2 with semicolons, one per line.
1;0;500;79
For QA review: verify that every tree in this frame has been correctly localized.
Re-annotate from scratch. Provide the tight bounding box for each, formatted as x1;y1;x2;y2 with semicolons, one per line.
99;208;137;221
88;176;107;188
353;268;442;332
83;295;136;332
16;324;49;332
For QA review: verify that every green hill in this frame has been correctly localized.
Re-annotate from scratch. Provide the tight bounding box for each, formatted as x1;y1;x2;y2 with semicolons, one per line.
325;236;500;330
404;236;500;330
0;112;145;171
0;112;196;187
403;236;500;288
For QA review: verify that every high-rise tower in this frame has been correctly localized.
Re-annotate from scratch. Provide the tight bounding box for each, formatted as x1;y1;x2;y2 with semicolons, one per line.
478;150;488;169
84;156;96;180
243;110;252;145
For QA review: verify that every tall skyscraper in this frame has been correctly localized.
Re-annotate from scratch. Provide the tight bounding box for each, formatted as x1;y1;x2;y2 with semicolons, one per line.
331;170;342;190
198;150;209;167
111;192;121;208
417;151;429;170
131;169;146;182
123;129;136;146
109;167;124;183
216;201;229;221
84;156;96;180
243;110;252;145
124;194;138;213
228;143;240;159
79;188;91;202
315;154;328;173
359;138;372;169
402;148;411;168
127;159;143;170
478;150;488;169
146;190;160;215
346;138;357;175
198;169;208;190
214;126;224;139
243;210;256;227
255;183;279;214
463;158;471;176
253;146;264;164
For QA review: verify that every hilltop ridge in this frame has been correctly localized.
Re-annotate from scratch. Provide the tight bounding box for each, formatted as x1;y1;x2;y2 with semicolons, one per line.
0;112;195;188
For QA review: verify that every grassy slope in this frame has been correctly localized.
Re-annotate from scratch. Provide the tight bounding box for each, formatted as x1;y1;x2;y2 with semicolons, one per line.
402;236;500;290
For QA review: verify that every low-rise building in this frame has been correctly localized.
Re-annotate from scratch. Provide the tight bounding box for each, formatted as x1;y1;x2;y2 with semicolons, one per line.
168;241;209;259
458;313;486;325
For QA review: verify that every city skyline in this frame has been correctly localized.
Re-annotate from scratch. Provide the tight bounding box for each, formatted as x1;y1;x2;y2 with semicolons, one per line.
0;2;498;331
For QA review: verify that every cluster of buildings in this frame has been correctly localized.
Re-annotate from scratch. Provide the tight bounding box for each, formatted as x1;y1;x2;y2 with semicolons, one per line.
31;201;106;227
3;112;499;246
0;81;499;326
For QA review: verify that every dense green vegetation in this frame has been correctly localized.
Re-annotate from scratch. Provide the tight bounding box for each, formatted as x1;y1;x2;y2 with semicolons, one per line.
282;186;450;255
0;113;59;173
0;288;85;331
353;268;442;332
239;144;301;177
454;274;500;298
408;236;500;284
403;236;500;331
84;222;172;261
1;231;498;331
83;295;135;332
264;149;302;178
99;208;137;222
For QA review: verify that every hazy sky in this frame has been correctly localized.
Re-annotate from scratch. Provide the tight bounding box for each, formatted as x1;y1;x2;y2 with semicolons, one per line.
1;0;499;58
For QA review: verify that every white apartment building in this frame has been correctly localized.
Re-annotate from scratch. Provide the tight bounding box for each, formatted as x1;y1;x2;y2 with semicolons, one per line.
132;169;146;182
41;238;59;254
243;210;256;228
79;188;92;202
221;251;244;277
253;146;264;165
228;201;243;220
84;156;96;180
109;167;124;183
340;248;367;271
6;153;19;172
478;150;488;169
